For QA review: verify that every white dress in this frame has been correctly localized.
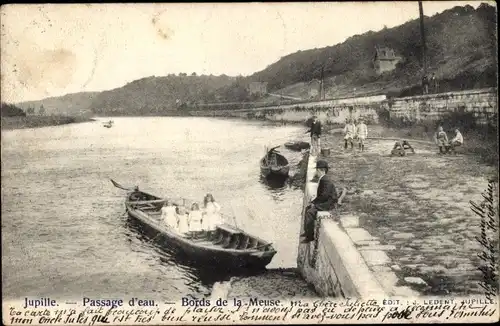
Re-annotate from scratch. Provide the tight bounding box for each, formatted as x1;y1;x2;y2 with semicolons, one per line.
188;211;203;232
177;213;189;234
205;202;222;231
344;124;356;139
161;206;178;231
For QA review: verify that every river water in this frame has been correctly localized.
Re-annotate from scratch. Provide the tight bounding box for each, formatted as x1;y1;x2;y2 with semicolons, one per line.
1;117;316;301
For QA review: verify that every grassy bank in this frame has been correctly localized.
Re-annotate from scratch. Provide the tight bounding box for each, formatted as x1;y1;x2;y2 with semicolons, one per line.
1;116;95;130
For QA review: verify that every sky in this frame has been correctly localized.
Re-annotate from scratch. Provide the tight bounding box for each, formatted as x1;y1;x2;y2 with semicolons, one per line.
0;1;491;103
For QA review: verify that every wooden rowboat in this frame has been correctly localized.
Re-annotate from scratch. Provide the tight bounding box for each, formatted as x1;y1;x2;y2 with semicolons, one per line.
111;180;276;270
260;146;290;178
284;141;310;151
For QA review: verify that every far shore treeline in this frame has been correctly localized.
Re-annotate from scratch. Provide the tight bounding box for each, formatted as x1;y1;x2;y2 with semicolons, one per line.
1;102;94;130
1;102;26;117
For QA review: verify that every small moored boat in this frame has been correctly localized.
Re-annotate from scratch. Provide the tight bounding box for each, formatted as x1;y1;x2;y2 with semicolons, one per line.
111;179;276;270
284;141;310;151
260;146;290;178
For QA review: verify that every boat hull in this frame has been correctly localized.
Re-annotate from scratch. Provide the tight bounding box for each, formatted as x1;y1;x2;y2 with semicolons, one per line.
128;210;274;269
122;190;276;271
284;141;310;151
260;165;290;178
260;151;290;178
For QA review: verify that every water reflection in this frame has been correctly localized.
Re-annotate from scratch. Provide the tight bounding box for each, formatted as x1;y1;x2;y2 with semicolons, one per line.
260;174;289;189
123;214;270;293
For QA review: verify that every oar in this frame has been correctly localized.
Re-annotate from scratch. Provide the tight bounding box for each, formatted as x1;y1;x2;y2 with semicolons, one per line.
110;179;138;191
269;145;280;152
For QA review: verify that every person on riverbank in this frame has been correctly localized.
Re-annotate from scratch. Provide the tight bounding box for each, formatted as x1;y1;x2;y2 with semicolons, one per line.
161;200;178;231
305;115;322;156
356;118;368;151
300;160;338;243
343;119;356;149
434;126;449;154
391;140;415;156
431;73;439;93
204;193;222;238
446;128;463;154
188;203;203;239
422;75;429;95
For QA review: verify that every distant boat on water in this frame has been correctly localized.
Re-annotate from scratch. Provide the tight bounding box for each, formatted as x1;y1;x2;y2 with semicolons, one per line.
103;120;114;128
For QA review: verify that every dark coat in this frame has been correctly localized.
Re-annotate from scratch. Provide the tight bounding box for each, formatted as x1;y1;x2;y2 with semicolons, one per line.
312;174;338;211
307;121;322;137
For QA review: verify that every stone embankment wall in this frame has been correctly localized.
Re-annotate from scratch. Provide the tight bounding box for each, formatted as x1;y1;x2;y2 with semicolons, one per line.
191;95;386;125
296;154;422;299
296;154;386;298
388;88;497;124
191;88;497;125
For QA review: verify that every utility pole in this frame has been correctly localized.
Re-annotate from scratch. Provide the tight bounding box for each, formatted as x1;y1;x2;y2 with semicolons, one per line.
418;1;427;76
320;66;325;100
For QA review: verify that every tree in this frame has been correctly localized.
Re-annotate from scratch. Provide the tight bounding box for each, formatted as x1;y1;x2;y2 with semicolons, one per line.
39;105;45;115
1;102;26;117
191;72;197;76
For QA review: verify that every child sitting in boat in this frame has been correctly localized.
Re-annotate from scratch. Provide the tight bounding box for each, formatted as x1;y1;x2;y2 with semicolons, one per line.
203;193;222;238
161;200;178;231
176;205;190;235
188;203;203;239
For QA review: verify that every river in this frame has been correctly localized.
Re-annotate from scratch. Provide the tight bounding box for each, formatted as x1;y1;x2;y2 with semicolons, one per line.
1;117;317;301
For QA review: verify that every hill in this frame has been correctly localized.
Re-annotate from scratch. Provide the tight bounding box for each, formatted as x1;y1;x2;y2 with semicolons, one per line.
89;74;236;115
250;3;497;99
15;3;497;115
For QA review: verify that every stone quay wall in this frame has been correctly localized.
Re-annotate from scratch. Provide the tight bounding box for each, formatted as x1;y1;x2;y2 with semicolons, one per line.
296;154;386;299
190;88;497;126
387;88;498;124
296;154;422;299
190;95;386;125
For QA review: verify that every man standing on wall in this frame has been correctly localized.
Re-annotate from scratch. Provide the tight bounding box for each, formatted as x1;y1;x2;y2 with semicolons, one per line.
306;115;322;156
422;74;429;95
300;160;338;243
431;73;439;94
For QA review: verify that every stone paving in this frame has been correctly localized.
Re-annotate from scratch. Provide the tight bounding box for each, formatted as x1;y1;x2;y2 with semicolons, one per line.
320;134;498;296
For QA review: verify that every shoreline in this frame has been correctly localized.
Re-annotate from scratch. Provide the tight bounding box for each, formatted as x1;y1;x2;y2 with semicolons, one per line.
1;116;96;131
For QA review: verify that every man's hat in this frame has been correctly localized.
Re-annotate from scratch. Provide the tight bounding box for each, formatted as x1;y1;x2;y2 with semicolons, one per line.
315;160;329;169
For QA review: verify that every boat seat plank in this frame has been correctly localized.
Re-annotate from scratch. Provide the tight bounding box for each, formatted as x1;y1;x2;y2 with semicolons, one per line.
213;232;225;245
238;236;250;249
217;224;242;235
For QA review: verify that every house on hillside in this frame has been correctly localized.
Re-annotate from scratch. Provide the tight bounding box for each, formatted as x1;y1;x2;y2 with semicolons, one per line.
373;46;402;75
248;82;268;95
307;79;321;99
